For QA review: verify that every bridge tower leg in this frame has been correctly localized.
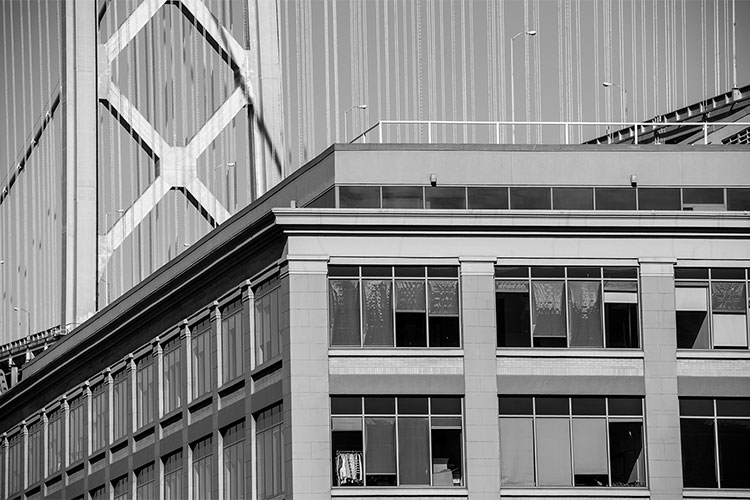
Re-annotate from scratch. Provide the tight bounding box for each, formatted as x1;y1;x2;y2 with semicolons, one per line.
62;0;98;327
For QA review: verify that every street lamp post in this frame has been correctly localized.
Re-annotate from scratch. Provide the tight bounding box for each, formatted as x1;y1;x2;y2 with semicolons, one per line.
602;81;628;124
510;30;537;144
13;306;30;337
344;104;367;143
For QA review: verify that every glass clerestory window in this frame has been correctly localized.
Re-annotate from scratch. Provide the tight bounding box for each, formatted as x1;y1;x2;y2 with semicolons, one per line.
329;266;460;348
499;396;646;488
675;268;749;349
331;396;464;488
680;397;750;488
496;266;639;348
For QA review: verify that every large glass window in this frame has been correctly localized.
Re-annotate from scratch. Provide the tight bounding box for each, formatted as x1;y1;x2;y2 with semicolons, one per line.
47;408;63;475
222;421;245;500
191;319;213;400
331;396;463;487
163;449;184;500
112;369;129;441
69;395;85;463
8;432;21;495
162;337;182;414
136;354;155;428
680;397;750;488
339;186;381;208
496;266;639;348
329;266;460;348
192;436;213;500
256;403;285;500
499;396;646;487
136;463;155;500
27;420;43;485
221;299;244;382
255;278;282;366
675;268;749;349
113;474;129;500
91;383;107;452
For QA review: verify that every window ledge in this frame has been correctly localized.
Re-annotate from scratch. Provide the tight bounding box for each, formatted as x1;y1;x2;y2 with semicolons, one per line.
500;488;649;497
684;490;750;498
677;350;750;360
497;349;644;358
330;349;464;357
332;487;467;497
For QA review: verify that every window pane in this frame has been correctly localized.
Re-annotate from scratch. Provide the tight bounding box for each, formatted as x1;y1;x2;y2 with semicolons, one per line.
398;417;430;485
676;287;708;311
510;187;551;209
603;267;638;279
567;267;601;278
396;280;426;311
536;397;569;415
339;186;381;208
572;397;606;415
711;268;745;279
608;398;643;416
425;187;466;209
496;290;531;347
573;418;608;483
553;187;594;209
536;418;572;486
164;450;184;500
398;397;429;415
712;282;746;312
531;267;565;278
596;188;636;210
468;187;508;209
432;427;462;486
680;398;714;416
431;397;462;415
713;313;748;348
331;397;362;415
329;280;361;346
495;266;529;278
727;188;750;211
382;186;423;209
332;427;363;486
680;418;717;487
683;188;724;206
365;418;396;485
362;280;394;346
638;188;681;210
500;417;535;486
364;397;395;415
396;281;427;347
609;422;645;487
717;419;750;488
568;281;603;347
499;397;533;415
532;281;567;341
676;311;710;349
605;303;639;348
716;399;750;417
428;280;459;316
674;267;709;279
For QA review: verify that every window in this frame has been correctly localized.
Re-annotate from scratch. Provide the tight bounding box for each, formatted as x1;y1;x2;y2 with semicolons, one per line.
0;441;4;498
90;486;106;500
163;449;184;500
496;266;639;348
191;319;213;400
727;188;750;211
680;398;750;488
382;186;423;208
329;266;460;348
595;188;636;210
425;187;466;209
136;463;155;499
676;268;748;349
467;187;508;209
192;436;213;500
91;383;107;451
256;403;284;499
47;408;63;475
136;354;155;428
255;278;282;366
683;188;725;210
339;186;381;208
553;187;594;210
499;396;645;487
221;299;244;383
162;337;182;414
331;396;463;487
113;474;129;500
222;421;245;500
69;396;85;463
638;188;681;210
510;187;551;209
8;432;21;495
112;369;129;440
27;420;43;485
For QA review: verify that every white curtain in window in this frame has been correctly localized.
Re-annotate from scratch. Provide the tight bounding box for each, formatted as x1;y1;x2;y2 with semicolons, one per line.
329;280;361;346
572;418;608;475
428;280;459;316
568;281;603;346
536;418;572;486
532;281;566;337
713;314;748;347
365;418;396;476
396;280;426;312
363;280;394;346
398;417;431;485
500;417;535;486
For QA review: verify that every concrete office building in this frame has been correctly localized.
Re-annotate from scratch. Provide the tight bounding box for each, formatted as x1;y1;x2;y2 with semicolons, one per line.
0;143;749;500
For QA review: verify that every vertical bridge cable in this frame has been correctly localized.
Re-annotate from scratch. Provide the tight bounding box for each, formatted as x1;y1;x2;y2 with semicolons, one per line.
558;0;564;141
631;0;637;121
682;0;687;106
535;0;542;141
701;0;707;100
714;0;720;94
653;0;659;113
576;0;583;141
593;0;600;134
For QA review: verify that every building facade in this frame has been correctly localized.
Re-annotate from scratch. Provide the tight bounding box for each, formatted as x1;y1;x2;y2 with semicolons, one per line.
0;144;749;500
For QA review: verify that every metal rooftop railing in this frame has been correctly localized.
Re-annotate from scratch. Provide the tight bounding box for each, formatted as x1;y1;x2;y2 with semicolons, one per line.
349;120;750;146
